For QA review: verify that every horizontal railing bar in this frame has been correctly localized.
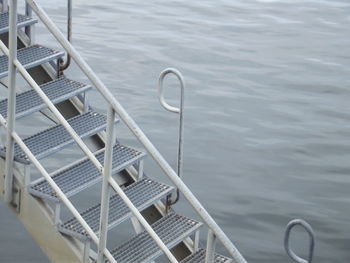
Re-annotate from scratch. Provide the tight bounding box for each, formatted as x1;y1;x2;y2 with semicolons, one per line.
0;115;116;262
26;1;247;262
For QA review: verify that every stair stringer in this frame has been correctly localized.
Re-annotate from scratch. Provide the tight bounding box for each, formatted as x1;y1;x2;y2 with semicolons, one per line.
0;158;88;263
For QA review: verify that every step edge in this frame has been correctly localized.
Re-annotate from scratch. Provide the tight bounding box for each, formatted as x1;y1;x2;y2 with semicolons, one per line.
59;182;174;239
0;16;38;35
112;215;203;263
7;83;92;119
29;146;145;200
0;47;65;78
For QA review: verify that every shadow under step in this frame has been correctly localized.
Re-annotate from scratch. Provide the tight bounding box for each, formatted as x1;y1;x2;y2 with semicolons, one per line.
180;248;233;263
0;12;37;34
29;143;145;201
0;44;64;78
0;77;91;119
58;178;174;239
0;111;116;164
108;212;202;263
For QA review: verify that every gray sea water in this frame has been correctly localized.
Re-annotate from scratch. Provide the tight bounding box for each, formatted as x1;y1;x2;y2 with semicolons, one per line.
1;0;350;262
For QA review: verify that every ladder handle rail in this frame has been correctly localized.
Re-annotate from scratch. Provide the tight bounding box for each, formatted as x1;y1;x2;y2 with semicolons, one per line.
158;68;184;114
284;219;315;263
59;0;72;72
0;115;117;263
158;68;184;207
26;1;247;262
0;39;177;263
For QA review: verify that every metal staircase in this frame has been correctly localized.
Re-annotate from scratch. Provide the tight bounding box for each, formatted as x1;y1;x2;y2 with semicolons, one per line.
0;1;248;262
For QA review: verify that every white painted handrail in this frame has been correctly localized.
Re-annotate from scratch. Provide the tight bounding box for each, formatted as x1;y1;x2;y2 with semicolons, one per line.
1;2;177;261
24;0;248;262
0;39;177;263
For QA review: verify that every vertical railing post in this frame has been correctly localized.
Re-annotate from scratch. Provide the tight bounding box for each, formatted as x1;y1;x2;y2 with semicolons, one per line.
97;106;115;263
25;1;33;44
1;0;8;12
205;229;217;263
4;0;17;203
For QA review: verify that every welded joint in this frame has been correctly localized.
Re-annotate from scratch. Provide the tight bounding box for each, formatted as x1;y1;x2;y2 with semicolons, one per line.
12;183;21;213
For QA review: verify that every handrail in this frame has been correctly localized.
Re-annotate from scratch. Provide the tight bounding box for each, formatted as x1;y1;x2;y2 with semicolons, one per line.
25;0;247;262
158;68;185;208
0;38;177;263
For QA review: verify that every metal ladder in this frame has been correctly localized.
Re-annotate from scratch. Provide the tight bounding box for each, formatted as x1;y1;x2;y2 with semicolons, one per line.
0;1;247;262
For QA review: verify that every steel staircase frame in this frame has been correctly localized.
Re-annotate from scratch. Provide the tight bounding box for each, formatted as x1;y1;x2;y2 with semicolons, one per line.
0;0;248;262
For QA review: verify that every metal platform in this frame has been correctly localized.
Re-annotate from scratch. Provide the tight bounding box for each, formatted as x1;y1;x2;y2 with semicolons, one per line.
0;12;37;34
29;143;145;201
0;45;64;78
0;111;115;164
59;178;174;239
109;213;202;263
180;249;233;263
0;77;91;119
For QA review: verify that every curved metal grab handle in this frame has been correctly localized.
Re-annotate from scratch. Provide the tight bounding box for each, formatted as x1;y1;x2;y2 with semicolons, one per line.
284;219;315;263
158;68;185;114
158;68;185;208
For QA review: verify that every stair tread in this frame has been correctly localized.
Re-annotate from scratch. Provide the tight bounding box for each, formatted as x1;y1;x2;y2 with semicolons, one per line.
30;143;145;201
59;178;174;239
0;111;114;164
180;249;233;263
0;44;64;78
110;213;202;263
0;77;91;119
0;12;37;34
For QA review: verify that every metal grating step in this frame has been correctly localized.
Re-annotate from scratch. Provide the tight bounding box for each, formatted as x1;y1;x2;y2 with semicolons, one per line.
180;249;233;263
0;111;115;164
0;77;91;119
29;143;146;201
59;178;174;239
0;12;37;34
109;213;202;263
0;44;64;78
